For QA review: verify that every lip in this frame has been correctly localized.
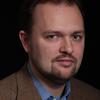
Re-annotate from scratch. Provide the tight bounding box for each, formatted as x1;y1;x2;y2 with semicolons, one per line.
56;58;74;67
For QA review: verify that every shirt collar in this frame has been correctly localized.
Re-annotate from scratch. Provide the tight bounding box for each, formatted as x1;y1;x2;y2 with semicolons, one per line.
27;63;71;100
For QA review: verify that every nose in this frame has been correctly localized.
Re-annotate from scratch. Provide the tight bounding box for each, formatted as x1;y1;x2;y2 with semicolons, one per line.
59;38;73;54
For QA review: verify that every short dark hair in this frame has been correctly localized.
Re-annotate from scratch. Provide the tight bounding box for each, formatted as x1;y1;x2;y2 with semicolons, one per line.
18;0;83;34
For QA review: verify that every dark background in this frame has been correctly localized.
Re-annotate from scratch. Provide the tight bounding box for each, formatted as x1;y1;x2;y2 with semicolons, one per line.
0;0;100;90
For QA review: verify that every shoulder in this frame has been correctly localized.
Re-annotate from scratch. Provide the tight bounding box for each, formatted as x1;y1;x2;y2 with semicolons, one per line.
0;72;17;100
69;78;100;100
0;63;27;90
0;64;28;100
0;65;27;92
0;72;17;89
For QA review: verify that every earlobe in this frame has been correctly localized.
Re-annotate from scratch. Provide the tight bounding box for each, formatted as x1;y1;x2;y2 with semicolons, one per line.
19;30;30;53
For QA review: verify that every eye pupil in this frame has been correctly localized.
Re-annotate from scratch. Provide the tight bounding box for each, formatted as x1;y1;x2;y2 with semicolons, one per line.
74;35;79;39
49;35;55;38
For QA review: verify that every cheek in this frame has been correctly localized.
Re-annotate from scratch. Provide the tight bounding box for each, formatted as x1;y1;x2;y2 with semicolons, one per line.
40;40;60;55
36;45;58;72
31;37;60;64
40;45;58;59
74;43;84;59
38;43;60;69
74;44;84;72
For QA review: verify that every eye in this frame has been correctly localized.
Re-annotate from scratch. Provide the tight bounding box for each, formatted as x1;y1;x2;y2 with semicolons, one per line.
44;31;62;41
72;33;83;41
46;34;58;39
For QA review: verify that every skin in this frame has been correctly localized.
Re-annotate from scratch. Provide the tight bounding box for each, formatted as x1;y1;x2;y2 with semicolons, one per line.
19;3;85;96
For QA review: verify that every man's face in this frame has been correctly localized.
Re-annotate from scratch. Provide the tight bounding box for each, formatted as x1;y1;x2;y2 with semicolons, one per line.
22;4;85;83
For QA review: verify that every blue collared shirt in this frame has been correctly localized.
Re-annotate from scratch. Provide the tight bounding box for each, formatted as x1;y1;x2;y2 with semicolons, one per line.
27;64;71;100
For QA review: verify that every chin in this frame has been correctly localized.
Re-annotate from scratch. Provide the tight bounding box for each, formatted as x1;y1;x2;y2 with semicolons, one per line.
50;71;75;85
51;75;72;85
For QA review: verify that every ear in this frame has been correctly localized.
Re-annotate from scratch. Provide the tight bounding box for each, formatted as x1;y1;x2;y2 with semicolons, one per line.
19;30;30;53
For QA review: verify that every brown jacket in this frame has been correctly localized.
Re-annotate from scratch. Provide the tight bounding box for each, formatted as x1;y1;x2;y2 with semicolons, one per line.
0;64;100;100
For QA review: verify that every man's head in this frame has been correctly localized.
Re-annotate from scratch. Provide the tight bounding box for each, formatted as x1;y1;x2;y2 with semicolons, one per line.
19;0;85;84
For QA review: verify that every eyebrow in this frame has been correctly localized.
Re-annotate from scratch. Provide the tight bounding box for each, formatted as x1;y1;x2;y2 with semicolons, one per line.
72;30;85;34
42;31;63;36
42;29;85;35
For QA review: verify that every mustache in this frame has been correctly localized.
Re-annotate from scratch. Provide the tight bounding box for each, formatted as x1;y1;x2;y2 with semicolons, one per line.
52;53;77;63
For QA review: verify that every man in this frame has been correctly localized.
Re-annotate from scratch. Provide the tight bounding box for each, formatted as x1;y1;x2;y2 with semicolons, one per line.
0;0;100;100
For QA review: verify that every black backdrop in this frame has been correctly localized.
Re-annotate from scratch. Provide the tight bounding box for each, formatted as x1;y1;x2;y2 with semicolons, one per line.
0;0;100;90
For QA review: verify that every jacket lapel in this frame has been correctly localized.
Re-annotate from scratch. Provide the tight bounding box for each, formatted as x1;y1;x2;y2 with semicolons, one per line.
68;78;85;100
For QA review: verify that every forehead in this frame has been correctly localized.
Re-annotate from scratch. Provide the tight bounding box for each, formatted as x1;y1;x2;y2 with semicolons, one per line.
32;3;84;33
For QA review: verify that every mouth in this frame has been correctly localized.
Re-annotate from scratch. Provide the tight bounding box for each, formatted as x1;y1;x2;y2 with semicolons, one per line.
56;58;74;68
